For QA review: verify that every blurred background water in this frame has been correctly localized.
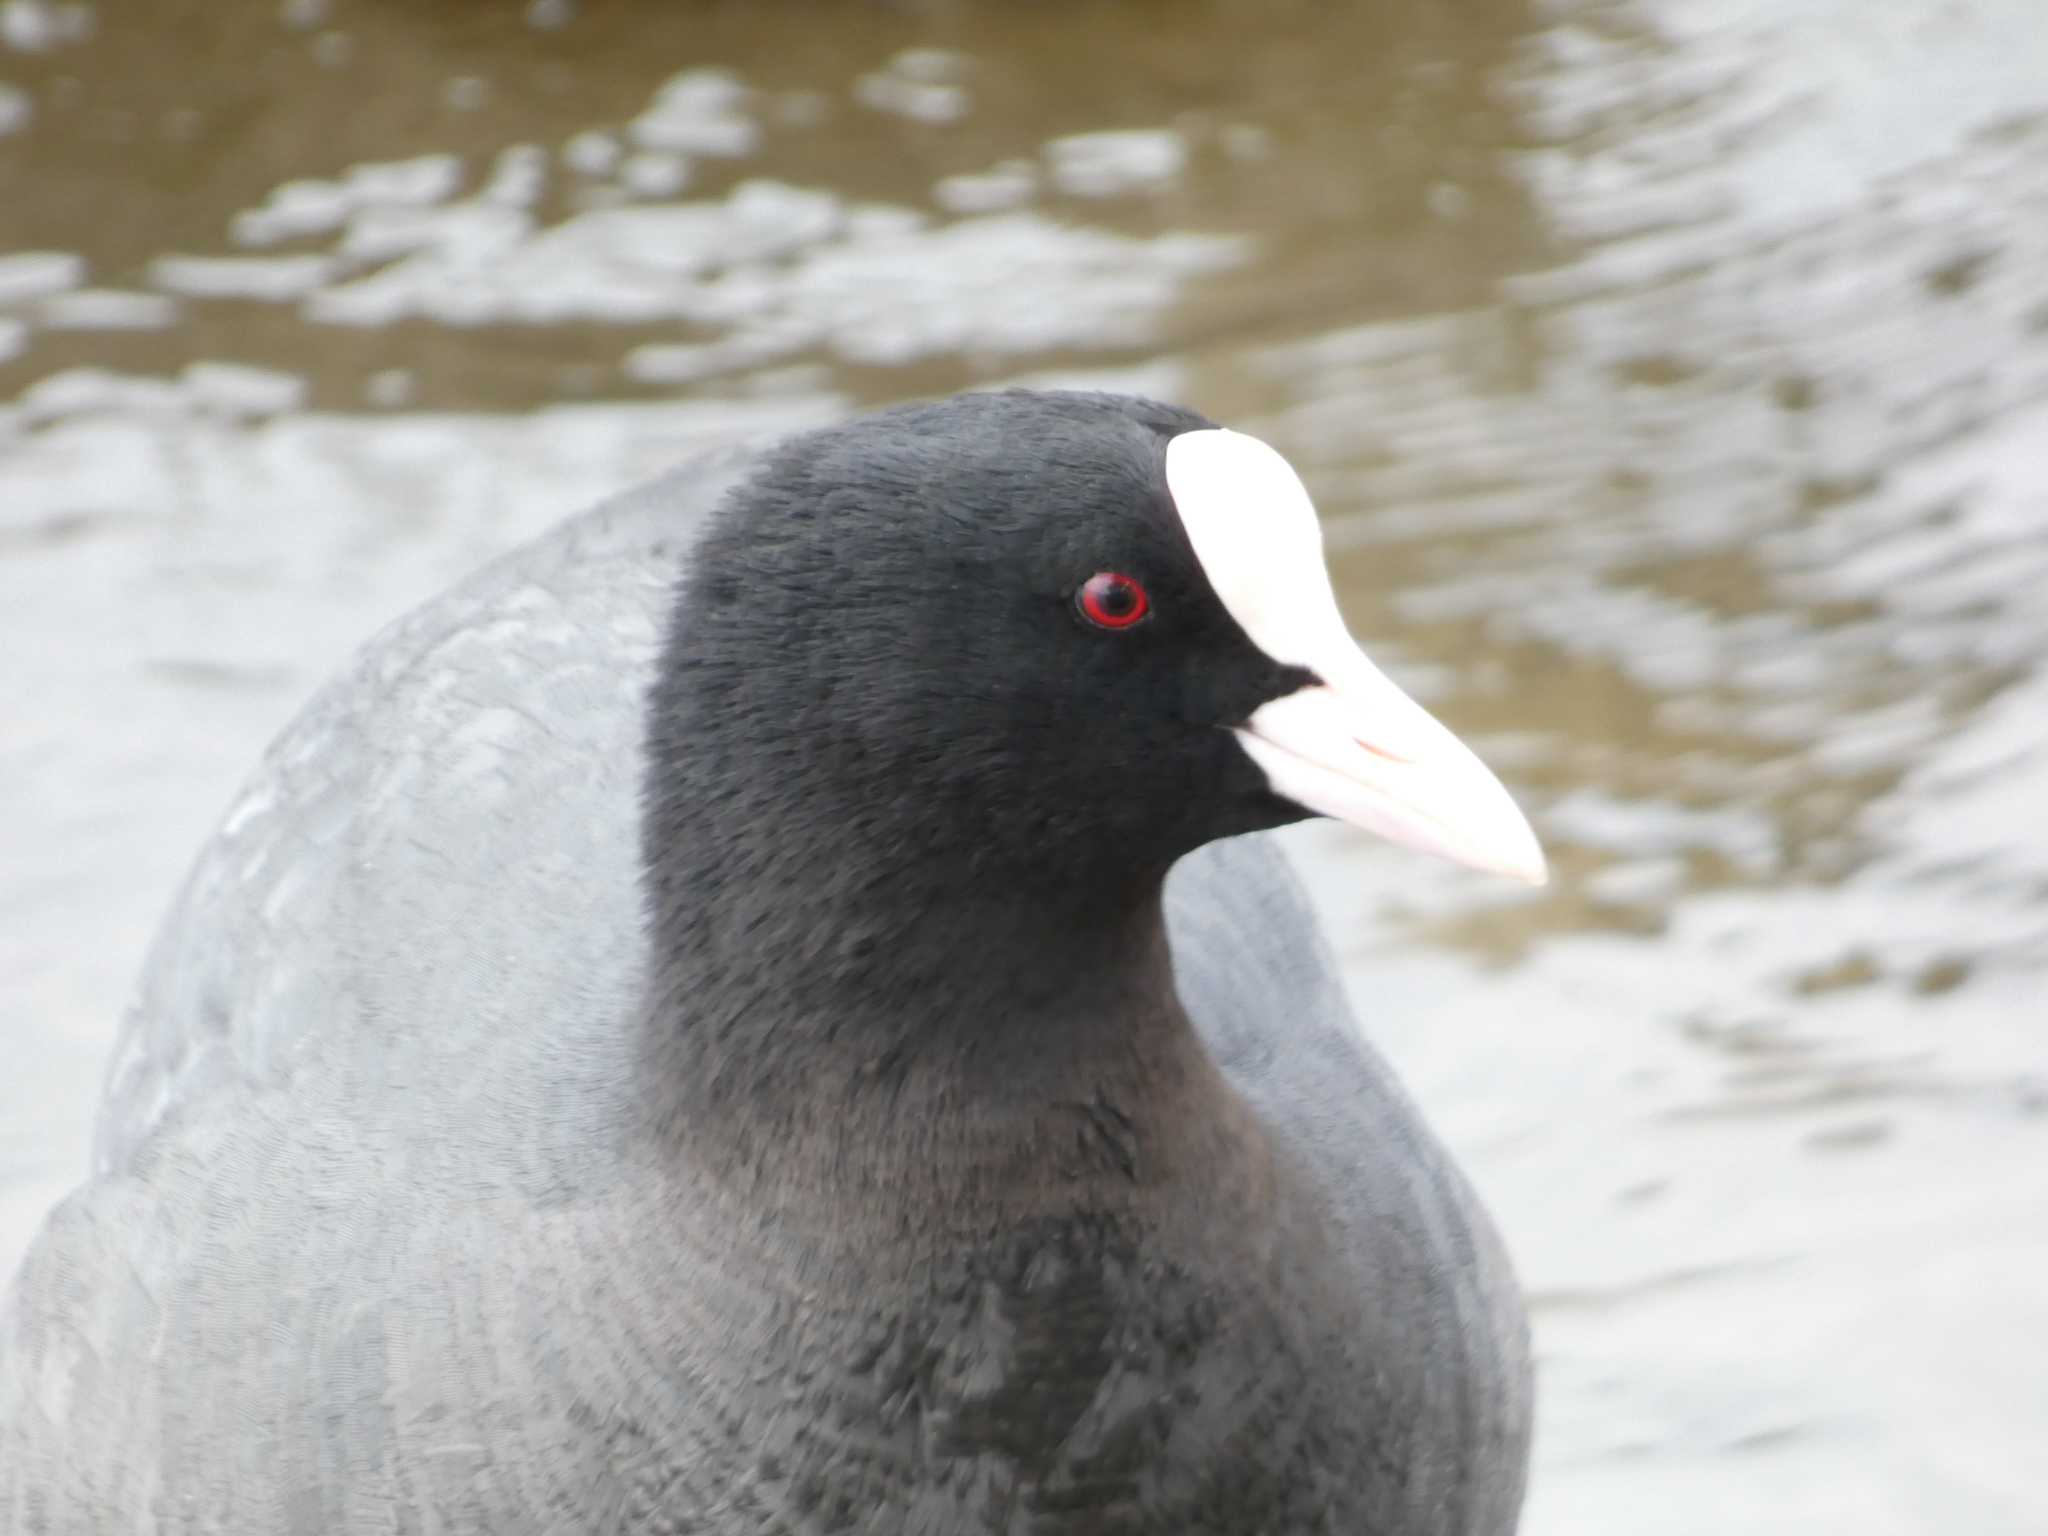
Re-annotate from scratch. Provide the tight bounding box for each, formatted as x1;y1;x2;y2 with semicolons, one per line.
3;0;2045;1529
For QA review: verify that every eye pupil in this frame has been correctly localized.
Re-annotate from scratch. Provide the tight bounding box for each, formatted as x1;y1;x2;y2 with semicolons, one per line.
1078;571;1151;630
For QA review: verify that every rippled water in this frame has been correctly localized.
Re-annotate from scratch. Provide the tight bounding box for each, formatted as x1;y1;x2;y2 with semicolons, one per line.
3;1;2045;1529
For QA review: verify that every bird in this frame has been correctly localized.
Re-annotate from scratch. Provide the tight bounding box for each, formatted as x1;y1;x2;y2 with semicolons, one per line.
1;389;1545;1534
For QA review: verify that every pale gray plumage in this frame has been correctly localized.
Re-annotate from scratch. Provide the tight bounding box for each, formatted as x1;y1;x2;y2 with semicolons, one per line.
1;402;1531;1533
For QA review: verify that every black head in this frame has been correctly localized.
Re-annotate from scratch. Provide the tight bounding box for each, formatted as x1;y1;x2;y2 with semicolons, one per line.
644;388;1544;971
646;391;1330;922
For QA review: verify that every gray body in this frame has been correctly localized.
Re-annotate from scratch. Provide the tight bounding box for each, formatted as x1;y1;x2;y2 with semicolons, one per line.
0;449;1530;1533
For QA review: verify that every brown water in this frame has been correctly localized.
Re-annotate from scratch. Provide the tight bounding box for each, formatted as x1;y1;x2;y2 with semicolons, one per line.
4;1;2046;1529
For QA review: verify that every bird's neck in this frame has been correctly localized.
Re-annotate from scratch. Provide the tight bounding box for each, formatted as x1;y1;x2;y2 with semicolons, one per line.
632;809;1252;1238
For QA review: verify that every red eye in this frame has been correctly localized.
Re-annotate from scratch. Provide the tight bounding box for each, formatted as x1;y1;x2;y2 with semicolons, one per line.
1077;571;1151;630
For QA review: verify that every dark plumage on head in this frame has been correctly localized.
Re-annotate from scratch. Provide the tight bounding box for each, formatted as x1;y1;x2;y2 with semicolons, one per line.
643;391;1316;931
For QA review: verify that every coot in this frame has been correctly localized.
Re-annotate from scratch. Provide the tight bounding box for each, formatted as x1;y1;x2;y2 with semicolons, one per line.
2;391;1543;1533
